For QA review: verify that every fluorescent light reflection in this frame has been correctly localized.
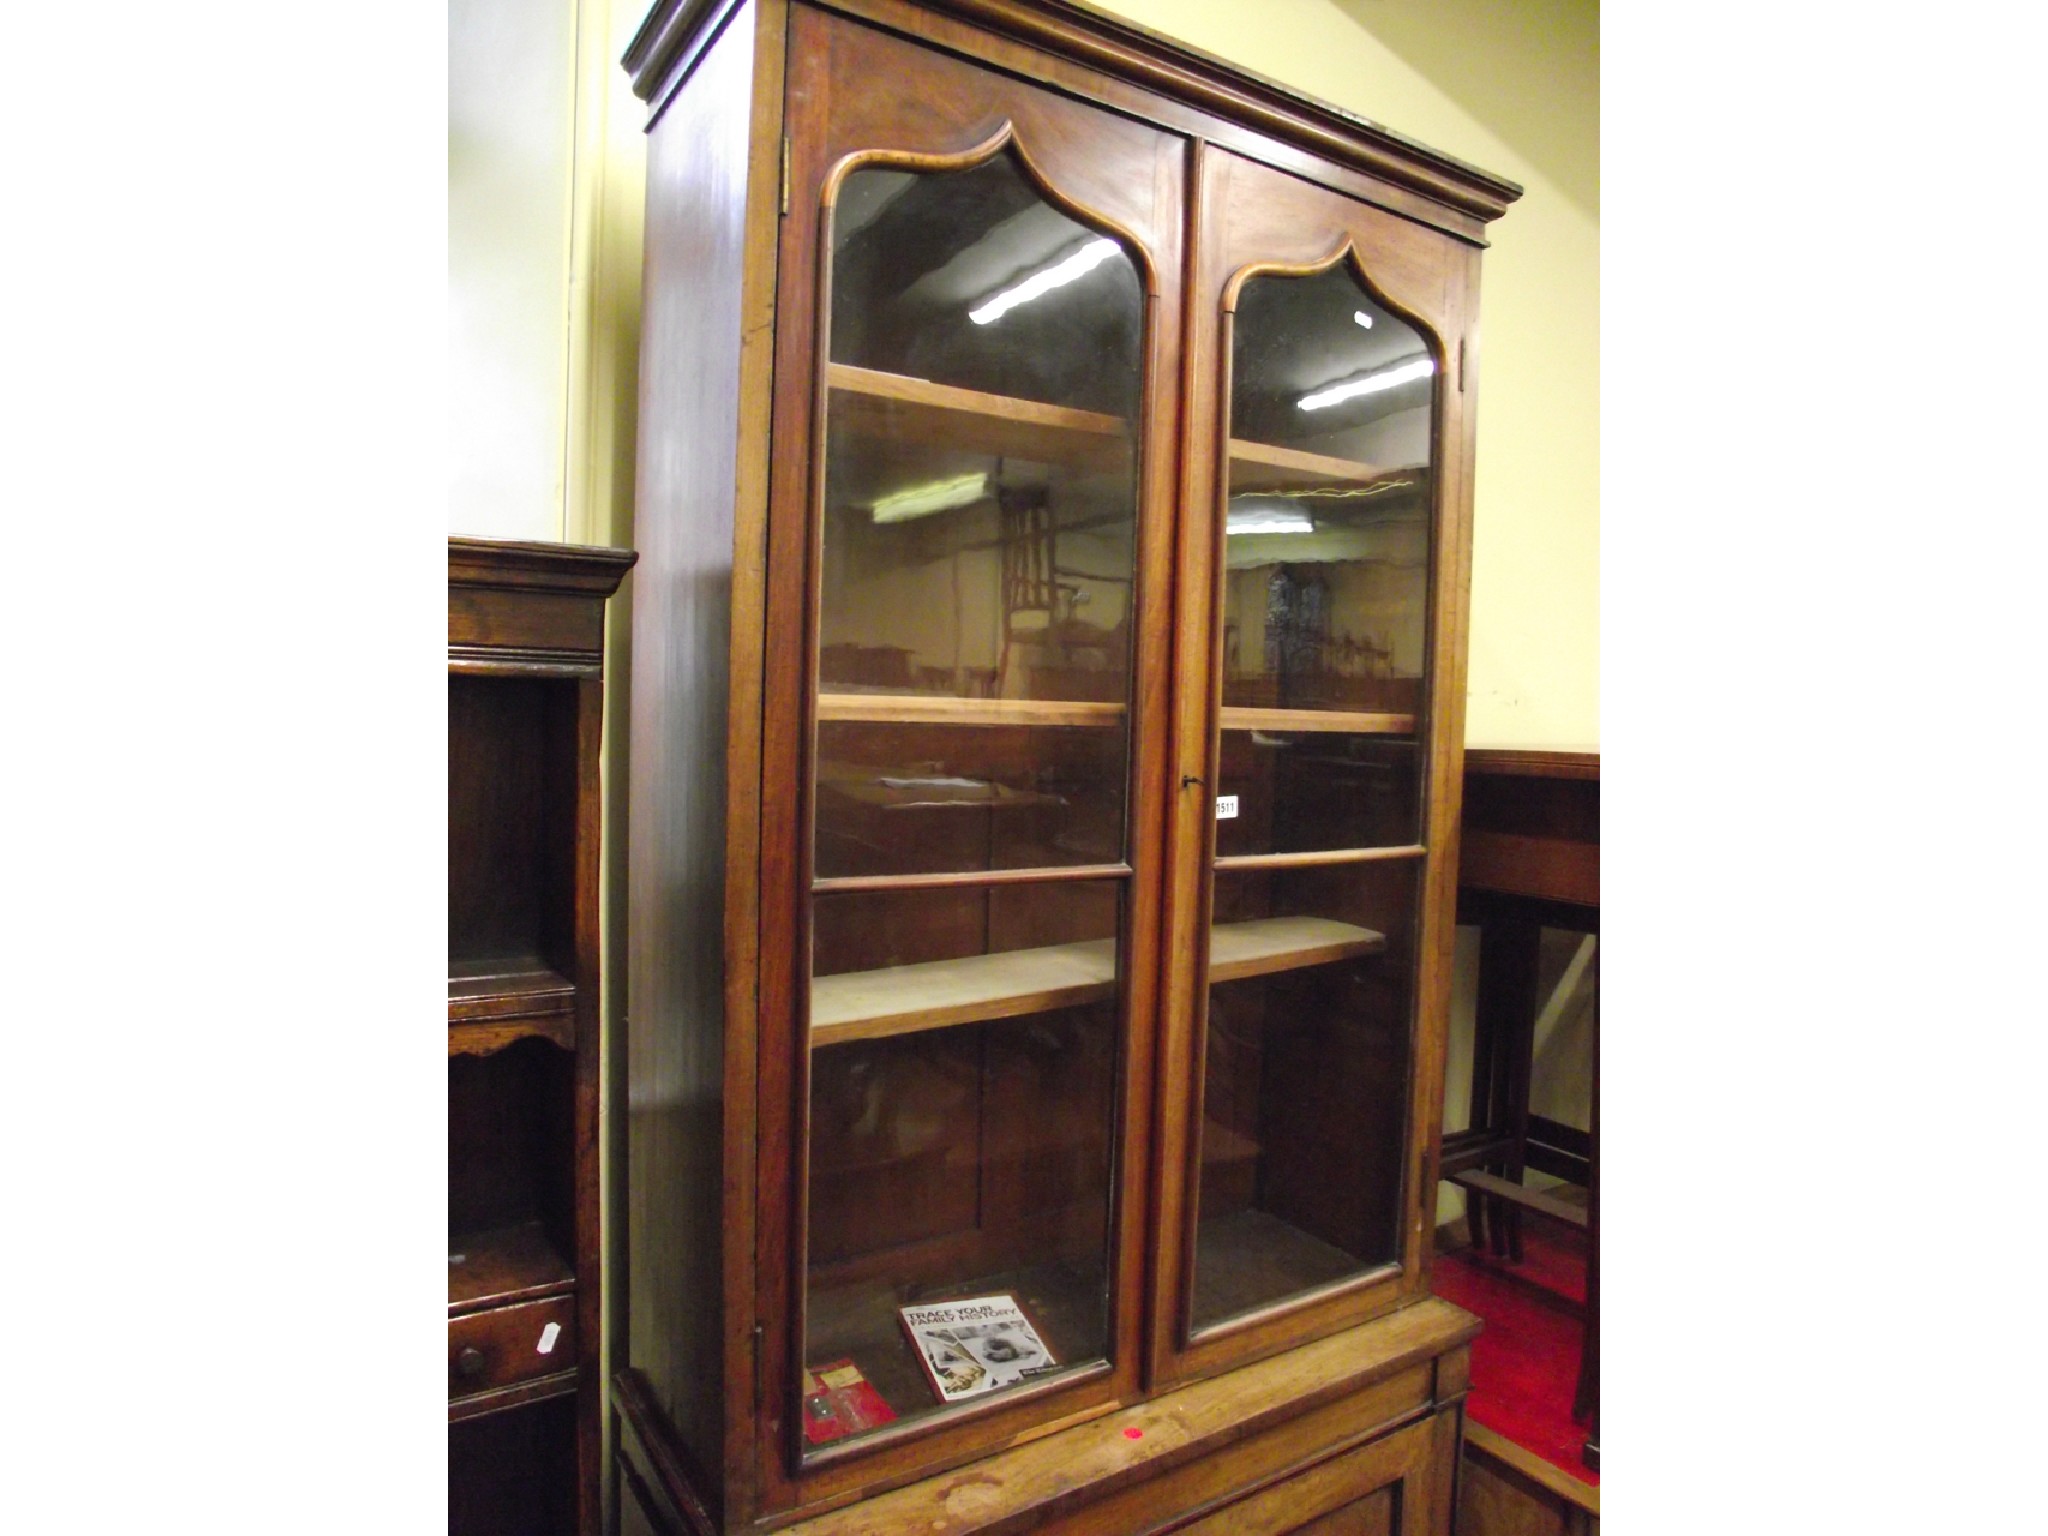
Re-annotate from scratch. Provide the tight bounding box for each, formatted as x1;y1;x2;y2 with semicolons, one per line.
1297;354;1434;413
970;237;1120;325
1227;499;1315;537
870;471;988;524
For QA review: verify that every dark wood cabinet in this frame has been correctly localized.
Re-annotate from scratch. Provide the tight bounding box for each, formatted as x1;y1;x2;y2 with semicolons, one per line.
614;3;1517;1531
449;537;635;1534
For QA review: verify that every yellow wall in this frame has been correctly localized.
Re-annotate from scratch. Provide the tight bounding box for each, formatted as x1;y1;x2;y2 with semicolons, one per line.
1089;0;1599;749
446;0;647;550
457;0;1598;744
1073;0;1603;1232
564;0;652;557
448;0;577;541
447;0;651;1477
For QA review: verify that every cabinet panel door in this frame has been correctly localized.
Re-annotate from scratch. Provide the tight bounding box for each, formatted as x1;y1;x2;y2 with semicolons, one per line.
1155;146;1476;1384
1171;1417;1438;1536
758;2;1184;1509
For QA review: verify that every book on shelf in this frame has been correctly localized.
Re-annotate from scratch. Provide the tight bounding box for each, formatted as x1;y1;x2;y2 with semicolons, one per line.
800;1358;898;1446
898;1293;1056;1405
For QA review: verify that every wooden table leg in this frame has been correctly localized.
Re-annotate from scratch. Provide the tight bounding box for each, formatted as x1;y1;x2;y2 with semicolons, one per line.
1463;920;1497;1253
1475;914;1541;1260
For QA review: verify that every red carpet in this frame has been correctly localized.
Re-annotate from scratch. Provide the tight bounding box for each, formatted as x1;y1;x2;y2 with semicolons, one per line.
1432;1224;1598;1487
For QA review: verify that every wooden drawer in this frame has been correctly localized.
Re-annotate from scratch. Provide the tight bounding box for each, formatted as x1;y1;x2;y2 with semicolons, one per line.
450;1294;578;1401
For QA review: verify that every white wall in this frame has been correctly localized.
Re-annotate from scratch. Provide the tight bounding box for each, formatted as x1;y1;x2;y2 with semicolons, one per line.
448;0;579;540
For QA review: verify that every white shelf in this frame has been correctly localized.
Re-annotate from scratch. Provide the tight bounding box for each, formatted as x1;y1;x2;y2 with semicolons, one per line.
810;916;1385;1046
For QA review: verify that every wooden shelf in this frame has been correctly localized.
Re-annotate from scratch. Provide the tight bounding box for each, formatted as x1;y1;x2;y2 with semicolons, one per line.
1201;1123;1261;1174
803;1257;1110;1441
1209;916;1387;981
1226;437;1386;493
1216;845;1426;873
818;694;1126;728
827;362;1129;468
1189;1207;1386;1332
447;1369;581;1424
810;916;1384;1046
818;766;1065;812
1220;706;1415;736
813;935;1114;1045
1463;748;1599;781
449;954;576;1053
449;1220;578;1317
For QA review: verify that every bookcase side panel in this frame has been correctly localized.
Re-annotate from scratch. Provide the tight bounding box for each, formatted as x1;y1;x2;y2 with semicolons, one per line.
624;0;783;1515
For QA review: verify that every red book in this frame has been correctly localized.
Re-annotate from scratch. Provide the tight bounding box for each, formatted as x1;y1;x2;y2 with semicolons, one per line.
800;1358;897;1446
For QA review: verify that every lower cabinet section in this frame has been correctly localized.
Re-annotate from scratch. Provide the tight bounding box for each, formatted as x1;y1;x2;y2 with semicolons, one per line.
617;1299;1476;1536
1170;1419;1438;1536
1453;1426;1599;1536
452;1395;580;1536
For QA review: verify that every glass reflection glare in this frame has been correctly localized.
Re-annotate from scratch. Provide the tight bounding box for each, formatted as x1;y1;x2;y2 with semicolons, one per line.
1220;264;1435;723
1297;354;1434;412
970;236;1122;325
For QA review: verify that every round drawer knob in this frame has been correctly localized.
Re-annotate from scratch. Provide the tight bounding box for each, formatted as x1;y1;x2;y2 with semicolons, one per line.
454;1347;487;1379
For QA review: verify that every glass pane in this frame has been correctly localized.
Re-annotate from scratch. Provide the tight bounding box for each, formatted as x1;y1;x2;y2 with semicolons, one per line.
803;884;1120;1444
802;152;1144;1451
820;155;1142;717
1214;729;1419;858
816;719;1128;880
818;160;1139;878
1189;860;1417;1332
799;154;1140;1449
1218;264;1433;849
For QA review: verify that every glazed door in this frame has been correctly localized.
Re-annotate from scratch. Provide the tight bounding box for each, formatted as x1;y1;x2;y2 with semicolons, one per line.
1153;146;1477;1384
757;3;1183;1507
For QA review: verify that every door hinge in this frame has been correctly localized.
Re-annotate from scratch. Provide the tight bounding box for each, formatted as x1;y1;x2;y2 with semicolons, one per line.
752;1321;765;1411
779;137;791;217
1457;338;1468;393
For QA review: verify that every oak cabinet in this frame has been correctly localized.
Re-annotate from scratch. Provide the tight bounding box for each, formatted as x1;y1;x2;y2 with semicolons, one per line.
449;537;634;1534
615;2;1517;1531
